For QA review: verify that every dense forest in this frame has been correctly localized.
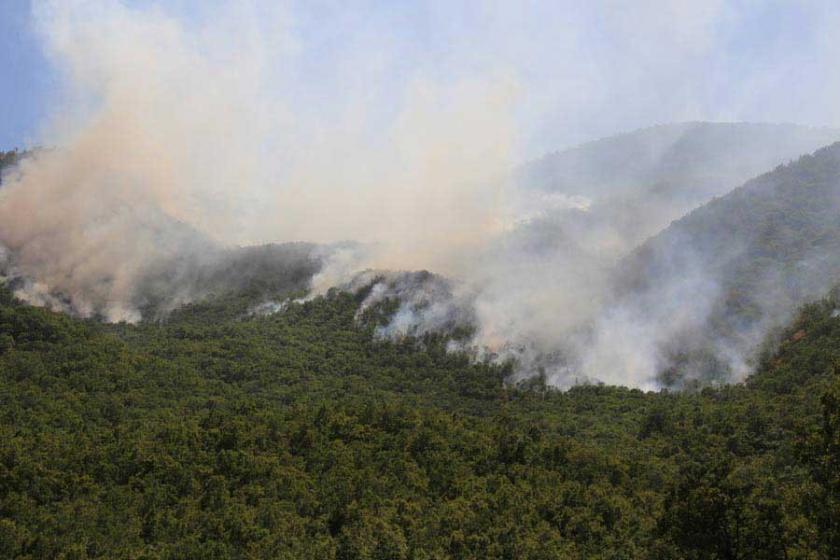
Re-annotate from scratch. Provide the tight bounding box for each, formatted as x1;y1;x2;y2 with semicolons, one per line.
0;150;22;184
4;0;840;555
2;141;840;558
0;275;839;558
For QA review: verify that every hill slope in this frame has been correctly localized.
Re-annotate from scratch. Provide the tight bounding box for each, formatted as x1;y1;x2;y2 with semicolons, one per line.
1;277;839;557
615;141;840;384
512;123;840;255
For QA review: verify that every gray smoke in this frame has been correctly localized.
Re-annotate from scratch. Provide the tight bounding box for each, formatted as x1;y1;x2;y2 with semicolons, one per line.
5;1;840;389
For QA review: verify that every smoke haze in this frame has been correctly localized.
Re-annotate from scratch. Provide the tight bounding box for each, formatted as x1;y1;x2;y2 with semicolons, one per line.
3;0;840;388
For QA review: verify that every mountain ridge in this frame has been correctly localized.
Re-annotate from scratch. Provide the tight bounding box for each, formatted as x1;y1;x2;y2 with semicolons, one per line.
614;141;840;384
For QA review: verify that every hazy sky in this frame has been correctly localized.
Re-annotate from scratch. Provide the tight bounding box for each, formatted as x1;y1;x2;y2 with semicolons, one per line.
2;0;840;157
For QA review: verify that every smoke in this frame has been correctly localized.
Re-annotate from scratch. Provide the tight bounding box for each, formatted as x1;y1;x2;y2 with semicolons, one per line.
4;1;840;388
0;0;516;319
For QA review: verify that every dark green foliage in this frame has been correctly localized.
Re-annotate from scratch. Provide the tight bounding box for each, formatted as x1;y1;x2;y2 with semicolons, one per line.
1;281;840;558
0;149;23;184
807;380;840;558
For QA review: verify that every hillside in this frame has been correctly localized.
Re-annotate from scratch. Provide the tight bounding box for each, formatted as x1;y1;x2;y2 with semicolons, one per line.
512;123;840;255
5;2;840;558
366;133;840;389
3;124;836;326
2;133;840;554
616;142;840;385
1;277;839;558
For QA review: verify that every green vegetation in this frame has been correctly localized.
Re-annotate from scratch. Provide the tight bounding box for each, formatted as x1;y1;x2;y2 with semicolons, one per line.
0;149;22;183
2;138;840;557
1;280;839;559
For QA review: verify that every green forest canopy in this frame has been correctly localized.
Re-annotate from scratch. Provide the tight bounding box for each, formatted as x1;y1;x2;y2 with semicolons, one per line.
1;144;840;558
0;280;839;559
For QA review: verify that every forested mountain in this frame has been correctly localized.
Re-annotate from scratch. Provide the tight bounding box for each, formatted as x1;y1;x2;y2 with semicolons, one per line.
513;123;840;255
2;130;840;557
1;275;839;558
5;0;840;553
3;124;835;325
362;132;840;389
616;142;840;384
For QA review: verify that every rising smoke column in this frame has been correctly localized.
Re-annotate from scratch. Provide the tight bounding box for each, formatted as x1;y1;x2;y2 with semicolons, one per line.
0;0;517;321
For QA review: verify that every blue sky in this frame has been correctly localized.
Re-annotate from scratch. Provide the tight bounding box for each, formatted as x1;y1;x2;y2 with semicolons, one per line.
2;1;840;156
0;1;55;148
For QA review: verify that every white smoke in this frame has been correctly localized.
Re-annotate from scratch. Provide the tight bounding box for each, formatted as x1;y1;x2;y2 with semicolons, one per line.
4;1;840;388
0;0;517;320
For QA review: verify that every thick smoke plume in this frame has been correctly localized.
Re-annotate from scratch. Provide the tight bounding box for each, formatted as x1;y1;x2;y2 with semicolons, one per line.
4;1;840;388
0;0;515;319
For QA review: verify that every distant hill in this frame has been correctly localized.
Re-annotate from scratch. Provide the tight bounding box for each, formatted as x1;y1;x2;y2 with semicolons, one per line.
2;135;840;555
513;123;840;254
616;141;840;384
520;122;840;201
